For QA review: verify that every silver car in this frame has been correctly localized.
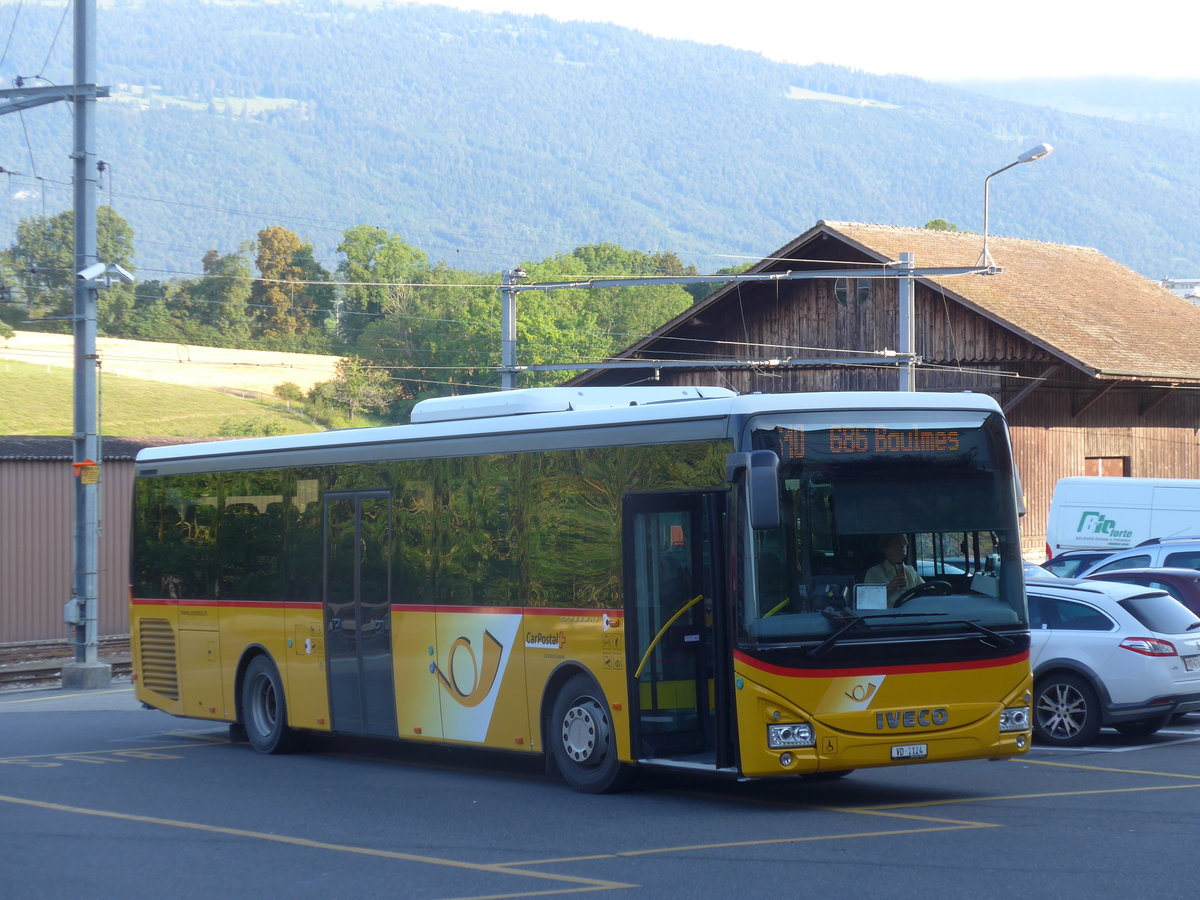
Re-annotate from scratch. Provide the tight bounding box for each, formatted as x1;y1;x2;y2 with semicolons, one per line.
1027;578;1200;746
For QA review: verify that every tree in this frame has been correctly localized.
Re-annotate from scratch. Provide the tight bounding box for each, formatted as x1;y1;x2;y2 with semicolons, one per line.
336;225;429;343
925;218;959;232
317;357;396;423
292;243;337;338
355;263;499;400
273;382;305;406
4;206;136;333
524;243;694;360
0;254;22;330
251;225;324;340
192;248;254;342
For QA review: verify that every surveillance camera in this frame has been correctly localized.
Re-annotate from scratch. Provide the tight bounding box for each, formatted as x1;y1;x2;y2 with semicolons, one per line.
108;264;134;284
77;263;106;281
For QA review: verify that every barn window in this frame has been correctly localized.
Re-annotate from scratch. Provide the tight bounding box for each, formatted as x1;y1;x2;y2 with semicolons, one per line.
834;278;850;306
856;279;871;303
1084;457;1129;477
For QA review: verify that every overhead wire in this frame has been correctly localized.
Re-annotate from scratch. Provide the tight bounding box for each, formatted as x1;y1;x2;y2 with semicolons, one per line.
0;0;22;74
35;0;71;81
8;252;1023;365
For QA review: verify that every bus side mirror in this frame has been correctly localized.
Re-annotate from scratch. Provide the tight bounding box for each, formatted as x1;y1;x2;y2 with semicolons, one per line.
727;450;780;531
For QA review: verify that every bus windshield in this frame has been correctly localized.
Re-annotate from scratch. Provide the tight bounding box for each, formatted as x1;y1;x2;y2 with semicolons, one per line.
741;410;1027;645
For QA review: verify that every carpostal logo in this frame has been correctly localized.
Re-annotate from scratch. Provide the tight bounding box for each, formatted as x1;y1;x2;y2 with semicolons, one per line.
525;630;567;650
1075;511;1134;541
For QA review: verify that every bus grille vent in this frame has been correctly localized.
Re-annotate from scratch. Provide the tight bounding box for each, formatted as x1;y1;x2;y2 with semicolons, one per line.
138;618;179;700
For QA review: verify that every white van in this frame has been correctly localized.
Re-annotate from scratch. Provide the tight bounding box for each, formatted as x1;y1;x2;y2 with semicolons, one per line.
1044;476;1200;558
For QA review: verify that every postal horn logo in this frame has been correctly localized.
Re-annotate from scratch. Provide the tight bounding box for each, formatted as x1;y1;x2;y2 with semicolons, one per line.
844;681;878;703
433;630;504;708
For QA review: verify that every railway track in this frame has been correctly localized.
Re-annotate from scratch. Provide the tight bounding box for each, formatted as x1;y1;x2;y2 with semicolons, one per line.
0;637;131;691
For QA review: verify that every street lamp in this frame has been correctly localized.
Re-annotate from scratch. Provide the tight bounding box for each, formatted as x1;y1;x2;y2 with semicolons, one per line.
977;143;1054;268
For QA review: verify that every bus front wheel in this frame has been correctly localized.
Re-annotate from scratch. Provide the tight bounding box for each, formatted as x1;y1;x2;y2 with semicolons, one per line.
241;655;305;754
550;674;635;793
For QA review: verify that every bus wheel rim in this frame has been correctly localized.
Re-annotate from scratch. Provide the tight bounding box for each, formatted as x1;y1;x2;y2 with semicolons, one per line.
252;673;277;734
562;699;607;766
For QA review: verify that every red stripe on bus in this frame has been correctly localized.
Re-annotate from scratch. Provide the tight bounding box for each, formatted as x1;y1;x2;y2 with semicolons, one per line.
522;607;623;618
131;597;624;619
733;648;1029;678
389;605;623;617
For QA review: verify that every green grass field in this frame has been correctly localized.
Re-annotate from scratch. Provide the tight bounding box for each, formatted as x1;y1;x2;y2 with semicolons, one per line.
0;360;319;437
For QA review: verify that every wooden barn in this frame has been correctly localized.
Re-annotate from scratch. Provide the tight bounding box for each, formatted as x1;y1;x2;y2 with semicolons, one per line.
570;221;1200;556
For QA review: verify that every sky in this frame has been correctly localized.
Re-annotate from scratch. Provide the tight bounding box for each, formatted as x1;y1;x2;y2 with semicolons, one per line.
417;0;1198;82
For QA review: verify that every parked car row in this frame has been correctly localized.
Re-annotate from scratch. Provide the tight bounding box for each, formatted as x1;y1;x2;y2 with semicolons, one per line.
1031;477;1200;747
1027;577;1200;746
1041;536;1200;580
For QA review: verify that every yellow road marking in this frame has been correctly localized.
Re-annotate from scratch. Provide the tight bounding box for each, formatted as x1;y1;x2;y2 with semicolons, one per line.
0;740;217;763
0;794;634;893
442;888;622;900
865;782;1200;810
1020;757;1200;780
500;821;994;867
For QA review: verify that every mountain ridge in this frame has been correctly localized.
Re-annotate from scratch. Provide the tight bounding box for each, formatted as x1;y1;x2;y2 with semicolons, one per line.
1;0;1197;279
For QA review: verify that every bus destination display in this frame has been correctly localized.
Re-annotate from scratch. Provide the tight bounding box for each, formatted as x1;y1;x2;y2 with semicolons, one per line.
773;427;964;461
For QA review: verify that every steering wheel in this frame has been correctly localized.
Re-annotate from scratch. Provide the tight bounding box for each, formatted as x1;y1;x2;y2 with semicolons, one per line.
893;579;952;608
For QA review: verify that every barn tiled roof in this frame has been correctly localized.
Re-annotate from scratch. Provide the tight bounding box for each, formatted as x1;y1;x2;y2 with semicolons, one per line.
810;222;1200;382
584;221;1200;387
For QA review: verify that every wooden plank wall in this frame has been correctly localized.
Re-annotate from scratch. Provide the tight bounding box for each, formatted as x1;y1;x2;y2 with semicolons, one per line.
1009;387;1200;557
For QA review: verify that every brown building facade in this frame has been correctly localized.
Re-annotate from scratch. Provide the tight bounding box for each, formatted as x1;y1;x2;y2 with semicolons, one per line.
571;222;1200;556
0;438;183;643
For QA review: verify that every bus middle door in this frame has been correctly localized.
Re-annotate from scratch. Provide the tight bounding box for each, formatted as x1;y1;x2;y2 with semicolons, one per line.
324;490;398;738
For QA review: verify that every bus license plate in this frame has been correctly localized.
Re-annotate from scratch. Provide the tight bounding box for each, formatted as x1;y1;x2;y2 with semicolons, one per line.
1184;655;1200;672
891;743;928;760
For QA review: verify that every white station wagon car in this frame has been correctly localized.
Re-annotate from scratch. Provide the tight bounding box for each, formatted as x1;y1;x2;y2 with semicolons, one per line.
1026;578;1200;746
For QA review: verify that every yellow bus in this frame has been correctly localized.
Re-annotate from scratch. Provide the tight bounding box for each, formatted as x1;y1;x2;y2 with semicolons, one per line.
130;386;1031;792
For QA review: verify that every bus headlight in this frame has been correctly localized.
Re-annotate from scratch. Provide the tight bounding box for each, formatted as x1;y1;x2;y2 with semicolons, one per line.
767;723;815;749
1000;706;1030;732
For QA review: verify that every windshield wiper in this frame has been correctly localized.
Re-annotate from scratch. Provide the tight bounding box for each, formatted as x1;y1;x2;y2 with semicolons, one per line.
807;611;1016;657
807;610;932;657
807;611;869;657
1186;621;1200;632
947;619;1016;649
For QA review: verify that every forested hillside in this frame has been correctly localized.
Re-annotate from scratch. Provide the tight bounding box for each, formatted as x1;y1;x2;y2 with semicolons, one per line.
2;0;1198;281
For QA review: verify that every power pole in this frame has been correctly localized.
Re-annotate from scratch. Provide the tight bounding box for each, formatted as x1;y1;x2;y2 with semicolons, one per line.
0;2;110;687
499;266;525;390
63;0;110;688
897;252;916;391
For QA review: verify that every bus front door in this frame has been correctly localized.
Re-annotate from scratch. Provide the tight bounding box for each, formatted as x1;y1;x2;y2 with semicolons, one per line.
324;491;398;738
624;492;731;767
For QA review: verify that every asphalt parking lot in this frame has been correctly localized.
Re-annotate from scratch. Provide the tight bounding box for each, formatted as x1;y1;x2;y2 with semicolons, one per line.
3;683;1200;899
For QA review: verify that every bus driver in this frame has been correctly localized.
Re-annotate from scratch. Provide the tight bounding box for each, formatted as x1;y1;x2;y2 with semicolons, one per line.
864;533;924;606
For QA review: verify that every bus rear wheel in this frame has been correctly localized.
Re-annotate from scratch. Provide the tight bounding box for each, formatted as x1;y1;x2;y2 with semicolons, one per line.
241;655;305;754
550;674;635;793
